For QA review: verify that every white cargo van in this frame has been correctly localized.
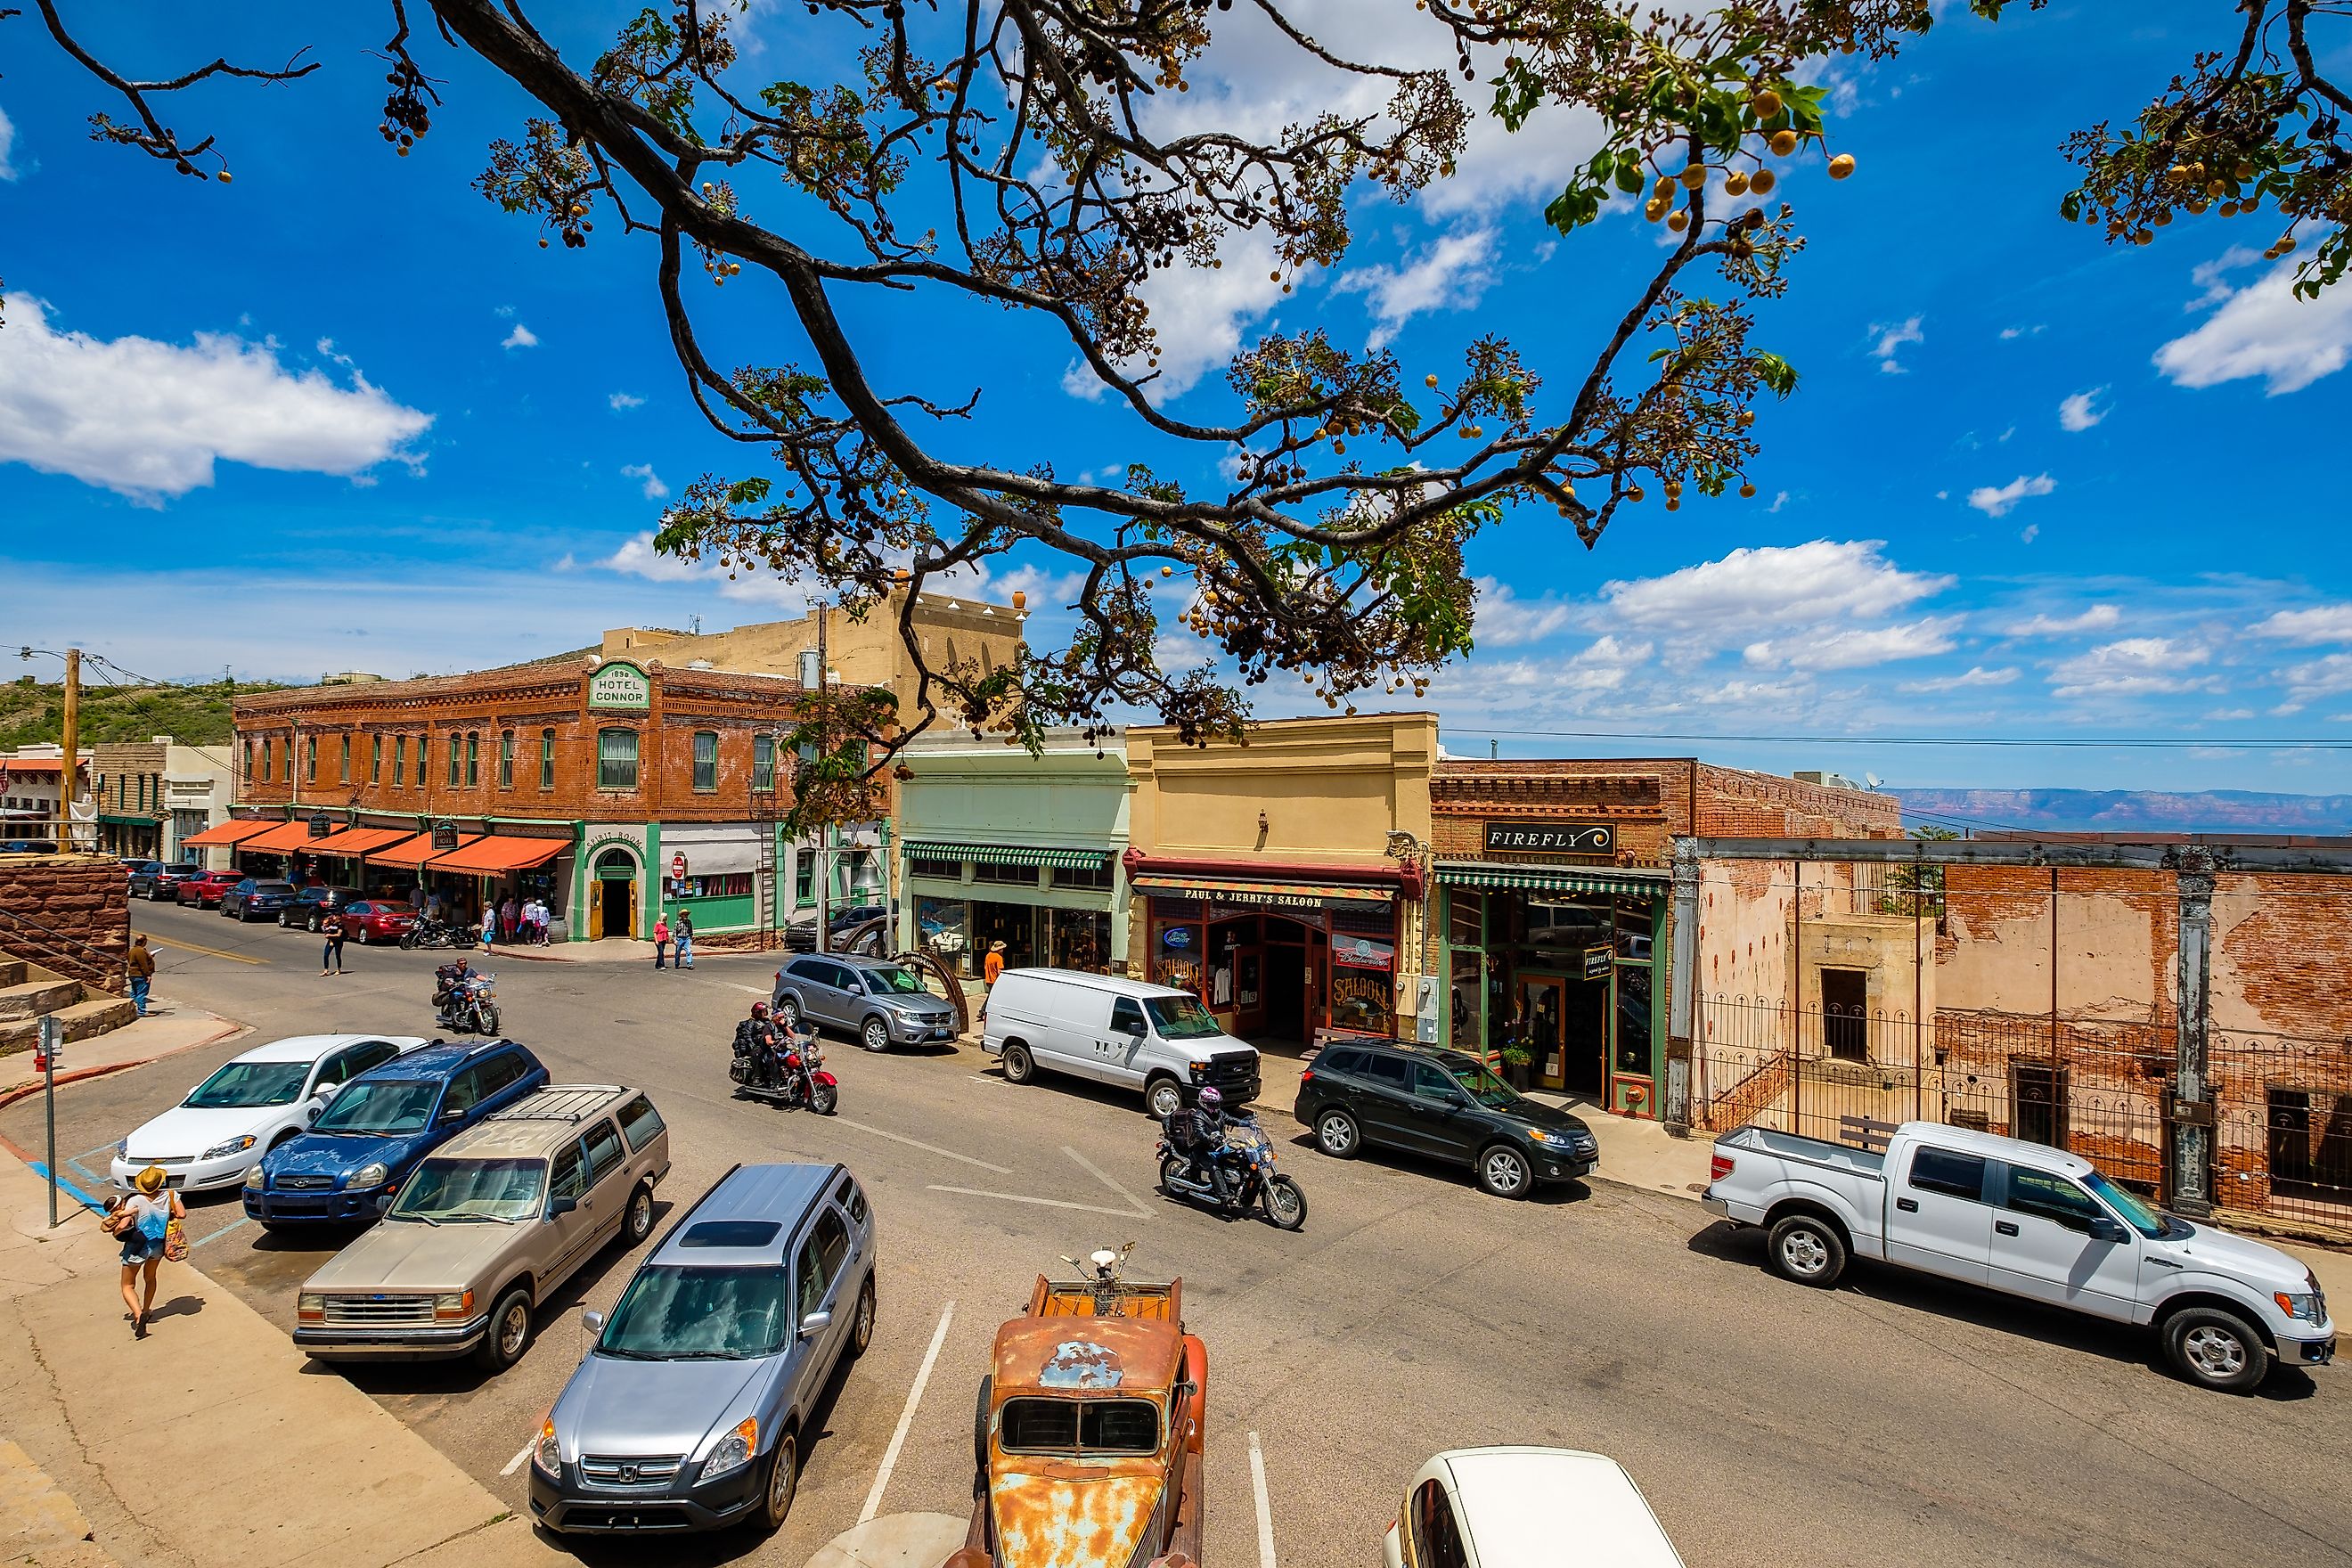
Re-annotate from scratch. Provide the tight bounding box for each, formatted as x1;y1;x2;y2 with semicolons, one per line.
982;968;1262;1117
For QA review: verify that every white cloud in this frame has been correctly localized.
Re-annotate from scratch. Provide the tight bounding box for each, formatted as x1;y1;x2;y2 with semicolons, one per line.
2048;637;2217;700
1767;490;1791;514
1600;540;1952;636
2006;604;2119;637
2185;246;2266;309
1334;227;1497;348
1899;666;2021;693
0;292;431;502
608;391;646;411
1471;576;1572;648
2019;523;2040;544
1998;323;2044;340
2281;652;2352;703
2155;250;2352;395
1965;472;2055;519
502;323;540;349
0;105;19;182
597;530;816;609
2251;604;2352;644
1063;230;1292;403
2057;387;2108;431
619;462;669;501
1867;315;1923;374
1744;615;1963;672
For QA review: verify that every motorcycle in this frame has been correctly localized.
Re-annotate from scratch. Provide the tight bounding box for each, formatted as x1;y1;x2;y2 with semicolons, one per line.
400;916;469;951
438;971;502;1036
730;1027;839;1115
1157;1117;1306;1229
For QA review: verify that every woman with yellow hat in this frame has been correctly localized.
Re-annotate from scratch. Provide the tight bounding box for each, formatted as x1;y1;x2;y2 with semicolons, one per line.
111;1165;184;1338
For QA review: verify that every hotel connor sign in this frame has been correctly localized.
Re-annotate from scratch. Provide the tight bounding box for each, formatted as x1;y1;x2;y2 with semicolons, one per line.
1482;821;1615;856
587;660;651;712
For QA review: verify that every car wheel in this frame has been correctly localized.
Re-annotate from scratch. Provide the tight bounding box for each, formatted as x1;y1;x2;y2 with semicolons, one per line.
2164;1306;2269;1393
1000;1041;1035;1085
1476;1144;1532;1200
308;912;322;933
1766;1213;1849;1288
776;995;801;1030
623;1183;655;1245
756;1430;799;1533
1315;1109;1360;1159
849;1274;876;1358
474;1287;532;1372
861;1016;891;1053
1146;1075;1186;1121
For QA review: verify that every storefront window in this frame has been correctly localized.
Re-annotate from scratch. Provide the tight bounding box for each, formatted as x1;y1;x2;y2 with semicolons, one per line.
1615;963;1654;1076
1150;900;1205;995
917;897;968;966
1045;908;1110;971
597;729;639;789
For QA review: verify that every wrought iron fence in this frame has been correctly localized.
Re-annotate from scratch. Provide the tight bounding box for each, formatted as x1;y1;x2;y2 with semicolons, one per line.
1692;994;2352;1230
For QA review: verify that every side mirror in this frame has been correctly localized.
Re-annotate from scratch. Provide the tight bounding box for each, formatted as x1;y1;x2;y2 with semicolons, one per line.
314;1082;340;1104
1123;1018;1147;1037
580;1308;606;1335
437;1107;465;1124
548;1195;577;1217
374;1193;395;1215
2087;1217;2127;1243
797;1310;832;1340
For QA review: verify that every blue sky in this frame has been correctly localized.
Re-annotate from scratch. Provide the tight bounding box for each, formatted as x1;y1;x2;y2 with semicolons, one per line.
4;3;2350;796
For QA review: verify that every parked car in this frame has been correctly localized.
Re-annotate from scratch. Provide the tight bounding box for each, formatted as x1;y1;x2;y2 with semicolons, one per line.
0;838;61;854
176;869;242;907
220;878;299;921
110;1034;430;1192
295;1085;672;1371
342;900;421;944
1384;1448;1685;1568
135;862;207;901
1294;1041;1598;1199
529;1162;877;1535
280;885;365;931
243;1039;550;1229
1703;1120;2338;1392
772;954;959;1052
120;859;167;892
982;969;1262;1119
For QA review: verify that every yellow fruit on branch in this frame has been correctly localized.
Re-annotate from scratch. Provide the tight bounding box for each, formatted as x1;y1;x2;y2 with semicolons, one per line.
1752;88;1784;119
1679;163;1707;190
1667;209;1689;232
1739;482;1758;498
1827;153;1856;181
1724;171;1750;196
1748;167;1776;195
1769;129;1800;157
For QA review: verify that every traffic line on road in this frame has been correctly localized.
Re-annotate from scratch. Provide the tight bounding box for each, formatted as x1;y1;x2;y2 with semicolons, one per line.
500;1440;536;1478
142;932;268;966
927;1184;1144;1220
1063;1145;1155;1219
837;1117;1012;1175
1249;1430;1278;1568
71;1141;120;1165
24;1162;106;1214
860;1300;956;1525
192;1215;251;1249
724;983;770;997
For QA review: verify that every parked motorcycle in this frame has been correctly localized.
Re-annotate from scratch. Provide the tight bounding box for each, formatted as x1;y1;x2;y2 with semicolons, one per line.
729;1027;839;1115
1157;1118;1306;1229
400;916;469;951
438;971;502;1036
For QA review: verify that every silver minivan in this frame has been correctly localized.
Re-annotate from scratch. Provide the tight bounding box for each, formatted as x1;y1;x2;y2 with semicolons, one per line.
772;954;960;1051
982;968;1262;1117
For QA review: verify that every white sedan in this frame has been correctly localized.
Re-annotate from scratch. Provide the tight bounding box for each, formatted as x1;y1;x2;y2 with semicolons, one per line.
111;1034;429;1192
1384;1448;1685;1568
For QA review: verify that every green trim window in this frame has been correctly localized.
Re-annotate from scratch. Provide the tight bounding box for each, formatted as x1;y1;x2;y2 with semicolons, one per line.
908;856;962;880
339;735;352;784
598;728;640;790
244;740;256;783
499;730;515;790
465;732;479;788
370;734;381;785
692;731;719;792
394;736;407;788
447;735;461;788
305;736;317;782
752;735;776;794
794;856;814;907
539;729;555;791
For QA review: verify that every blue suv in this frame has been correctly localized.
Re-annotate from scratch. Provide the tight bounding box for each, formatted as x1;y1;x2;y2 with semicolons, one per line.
244;1040;549;1228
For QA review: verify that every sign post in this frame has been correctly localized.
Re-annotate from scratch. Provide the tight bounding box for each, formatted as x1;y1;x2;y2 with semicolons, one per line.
38;1014;61;1229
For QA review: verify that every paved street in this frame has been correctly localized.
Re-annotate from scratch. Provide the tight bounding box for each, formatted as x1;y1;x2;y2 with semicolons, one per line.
6;899;2346;1568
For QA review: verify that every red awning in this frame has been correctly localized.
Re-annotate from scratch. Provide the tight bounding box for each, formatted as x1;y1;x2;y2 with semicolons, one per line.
425;834;569;874
369;832;480;870
307;827;414;857
178;818;278;849
237;821;320;853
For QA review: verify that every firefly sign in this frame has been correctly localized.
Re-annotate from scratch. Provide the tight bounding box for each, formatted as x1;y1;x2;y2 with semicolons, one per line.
1482;821;1614;857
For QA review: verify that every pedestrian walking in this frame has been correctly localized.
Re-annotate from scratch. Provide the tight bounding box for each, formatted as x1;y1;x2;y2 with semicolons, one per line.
319;911;347;976
674;908;695;969
501;894;519;943
480;908;497;954
127;935;154;1017
653;914;671;969
980;938;1006;1019
104;1166;184;1339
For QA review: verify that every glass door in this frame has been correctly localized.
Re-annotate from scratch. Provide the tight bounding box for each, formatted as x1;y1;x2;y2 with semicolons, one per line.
1518;976;1567;1089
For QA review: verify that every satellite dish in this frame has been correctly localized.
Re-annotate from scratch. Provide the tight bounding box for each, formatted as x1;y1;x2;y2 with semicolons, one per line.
1865;772;1883;789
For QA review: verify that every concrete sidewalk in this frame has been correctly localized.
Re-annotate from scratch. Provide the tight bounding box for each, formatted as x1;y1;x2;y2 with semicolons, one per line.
0;1158;559;1568
0;1007;243;1108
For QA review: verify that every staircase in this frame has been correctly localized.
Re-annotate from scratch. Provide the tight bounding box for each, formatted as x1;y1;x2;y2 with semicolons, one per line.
0;951;138;1056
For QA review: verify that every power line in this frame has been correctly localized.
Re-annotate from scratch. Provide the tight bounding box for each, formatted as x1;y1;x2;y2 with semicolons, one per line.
1441;725;2352;751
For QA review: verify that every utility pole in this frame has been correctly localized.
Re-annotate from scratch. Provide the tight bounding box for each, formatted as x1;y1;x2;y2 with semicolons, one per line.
59;648;80;849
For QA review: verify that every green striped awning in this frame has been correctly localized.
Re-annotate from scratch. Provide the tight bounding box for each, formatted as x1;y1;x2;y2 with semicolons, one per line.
904;841;1114;871
1433;860;1666;898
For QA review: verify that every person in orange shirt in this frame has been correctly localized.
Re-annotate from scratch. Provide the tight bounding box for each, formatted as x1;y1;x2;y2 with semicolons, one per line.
981;939;1007;1018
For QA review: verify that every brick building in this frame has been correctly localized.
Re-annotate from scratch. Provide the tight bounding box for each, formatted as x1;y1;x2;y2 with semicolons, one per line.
91;740;167;860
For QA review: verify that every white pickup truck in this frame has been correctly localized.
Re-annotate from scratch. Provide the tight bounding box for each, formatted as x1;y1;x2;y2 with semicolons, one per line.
1703;1120;2335;1392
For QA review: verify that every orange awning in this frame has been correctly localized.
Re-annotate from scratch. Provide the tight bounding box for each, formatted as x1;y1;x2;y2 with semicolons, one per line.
237;821;321;853
308;826;413;857
179;818;278;849
369;831;480;870
425;834;570;874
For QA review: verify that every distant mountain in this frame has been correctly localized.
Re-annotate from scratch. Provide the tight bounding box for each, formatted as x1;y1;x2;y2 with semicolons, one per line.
1895;788;2352;837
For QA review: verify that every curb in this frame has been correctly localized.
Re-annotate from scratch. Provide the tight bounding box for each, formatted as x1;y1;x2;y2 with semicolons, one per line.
0;1058;158;1115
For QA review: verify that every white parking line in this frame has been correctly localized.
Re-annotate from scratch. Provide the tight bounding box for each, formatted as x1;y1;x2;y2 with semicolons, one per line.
860;1301;955;1524
1249;1430;1278;1568
927;1185;1149;1220
500;1439;535;1477
1062;1145;1154;1218
837;1117;1013;1175
725;982;771;997
191;1215;251;1248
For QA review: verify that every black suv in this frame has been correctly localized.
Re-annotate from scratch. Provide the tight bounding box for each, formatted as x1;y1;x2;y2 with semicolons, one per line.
1293;1041;1599;1199
280;886;365;931
221;878;299;921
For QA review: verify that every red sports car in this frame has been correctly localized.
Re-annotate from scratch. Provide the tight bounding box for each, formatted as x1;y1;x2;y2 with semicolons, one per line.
176;870;243;908
341;900;419;943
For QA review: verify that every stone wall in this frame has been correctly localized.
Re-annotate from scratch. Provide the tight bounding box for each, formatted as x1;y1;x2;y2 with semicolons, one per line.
0;855;128;992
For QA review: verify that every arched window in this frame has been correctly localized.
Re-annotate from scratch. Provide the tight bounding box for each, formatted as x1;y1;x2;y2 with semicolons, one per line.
446;734;461;788
244;739;256;783
498;730;515;790
465;732;479;787
394;736;407;787
370;734;382;784
306;735;317;781
540;729;556;790
339;734;352;783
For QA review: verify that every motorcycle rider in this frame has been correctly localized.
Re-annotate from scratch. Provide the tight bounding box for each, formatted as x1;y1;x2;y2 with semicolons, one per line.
431;956;474;1027
1163;1085;1246;1209
733;1002;782;1088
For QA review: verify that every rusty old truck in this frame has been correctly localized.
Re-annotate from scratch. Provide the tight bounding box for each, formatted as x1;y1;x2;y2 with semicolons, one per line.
944;1248;1207;1568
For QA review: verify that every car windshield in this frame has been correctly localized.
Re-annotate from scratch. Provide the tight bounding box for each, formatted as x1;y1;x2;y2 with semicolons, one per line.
1144;995;1224;1041
184;1060;311;1109
1433;1051;1521;1110
998;1397;1162;1456
391;1157;544;1223
863;966;928;996
597;1265;789;1360
2086;1169;2168;1239
311;1079;439;1134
